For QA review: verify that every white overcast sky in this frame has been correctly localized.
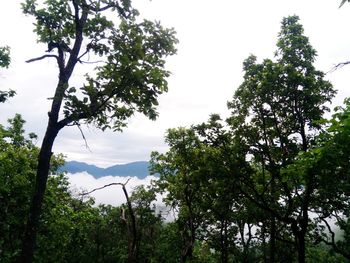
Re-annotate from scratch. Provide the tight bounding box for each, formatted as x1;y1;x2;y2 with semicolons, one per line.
1;0;350;167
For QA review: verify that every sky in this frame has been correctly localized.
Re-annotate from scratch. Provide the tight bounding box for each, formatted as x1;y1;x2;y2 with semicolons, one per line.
1;0;350;168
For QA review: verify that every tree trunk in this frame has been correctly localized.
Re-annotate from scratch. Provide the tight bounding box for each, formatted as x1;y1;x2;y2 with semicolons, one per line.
269;217;276;263
121;184;137;263
297;233;305;263
180;243;193;263
269;176;277;263
19;123;59;263
219;219;229;263
18;3;88;261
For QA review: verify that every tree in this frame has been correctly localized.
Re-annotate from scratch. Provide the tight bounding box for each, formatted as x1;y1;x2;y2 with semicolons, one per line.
307;98;350;260
0;45;15;102
227;16;335;263
151;127;207;263
151;116;258;263
19;0;177;261
0;114;64;262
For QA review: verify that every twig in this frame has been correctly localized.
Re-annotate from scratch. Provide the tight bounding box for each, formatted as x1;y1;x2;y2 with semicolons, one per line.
328;61;350;73
25;54;58;63
78;60;105;64
75;122;91;151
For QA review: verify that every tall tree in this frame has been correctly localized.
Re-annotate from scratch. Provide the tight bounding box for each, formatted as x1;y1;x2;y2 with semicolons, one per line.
227;15;335;263
19;0;177;262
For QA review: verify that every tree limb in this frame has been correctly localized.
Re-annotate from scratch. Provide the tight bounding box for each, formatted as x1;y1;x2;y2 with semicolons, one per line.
321;217;350;259
75;121;91;151
25;54;58;63
80;178;131;196
328;61;350;73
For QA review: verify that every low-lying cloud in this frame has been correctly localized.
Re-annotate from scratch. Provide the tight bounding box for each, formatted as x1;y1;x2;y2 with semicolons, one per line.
67;172;159;206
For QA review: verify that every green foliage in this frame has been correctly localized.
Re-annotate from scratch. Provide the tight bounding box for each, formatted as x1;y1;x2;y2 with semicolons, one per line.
21;0;178;131
227;16;336;259
0;45;15;103
151;15;349;263
0;115;63;262
0;46;10;68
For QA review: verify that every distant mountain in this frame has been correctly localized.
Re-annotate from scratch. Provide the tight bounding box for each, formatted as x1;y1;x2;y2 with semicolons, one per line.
59;161;153;179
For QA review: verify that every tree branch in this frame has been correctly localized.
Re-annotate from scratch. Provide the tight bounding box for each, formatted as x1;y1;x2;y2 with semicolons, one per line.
80;178;131;196
321;217;350;259
25;54;58;63
328;61;350;73
75;121;91;151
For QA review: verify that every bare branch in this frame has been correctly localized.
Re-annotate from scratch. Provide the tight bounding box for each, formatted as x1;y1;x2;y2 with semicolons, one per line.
328;61;350;73
80;178;131;196
77;49;89;61
79;60;105;64
25;54;58;63
320;218;350;259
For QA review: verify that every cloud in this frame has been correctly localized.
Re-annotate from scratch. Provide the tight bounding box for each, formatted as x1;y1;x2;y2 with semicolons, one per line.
67;172;159;206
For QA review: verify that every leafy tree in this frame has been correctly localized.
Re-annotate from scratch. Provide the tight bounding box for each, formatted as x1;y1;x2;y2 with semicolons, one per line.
151;127;208;263
0;45;15;102
151;117;257;263
19;0;177;261
305;98;350;260
0;114;63;262
227;15;335;263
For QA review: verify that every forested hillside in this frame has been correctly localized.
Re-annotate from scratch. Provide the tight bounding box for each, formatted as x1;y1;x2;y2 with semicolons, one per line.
61;161;150;178
1;1;350;263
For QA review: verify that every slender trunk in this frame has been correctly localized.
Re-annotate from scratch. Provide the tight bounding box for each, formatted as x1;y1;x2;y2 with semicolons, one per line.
19;123;59;263
269;177;276;263
220;219;228;263
297;233;305;263
291;220;306;263
122;184;137;263
180;186;195;263
269;216;276;263
180;240;194;263
262;224;268;263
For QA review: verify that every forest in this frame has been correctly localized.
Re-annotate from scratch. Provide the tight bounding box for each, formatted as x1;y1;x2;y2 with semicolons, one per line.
0;0;350;263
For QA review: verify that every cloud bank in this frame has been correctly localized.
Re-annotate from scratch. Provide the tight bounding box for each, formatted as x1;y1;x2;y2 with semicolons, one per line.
67;172;159;207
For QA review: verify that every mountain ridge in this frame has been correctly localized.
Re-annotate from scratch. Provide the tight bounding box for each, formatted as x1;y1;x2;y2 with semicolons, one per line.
59;161;152;179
